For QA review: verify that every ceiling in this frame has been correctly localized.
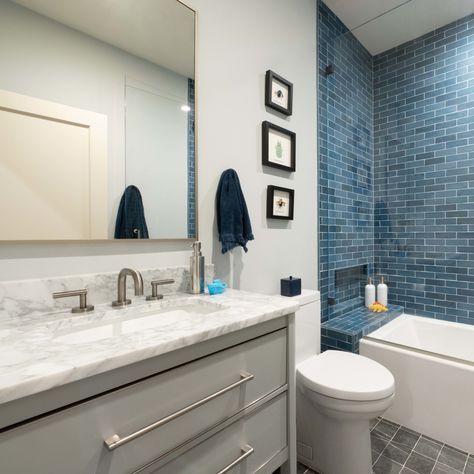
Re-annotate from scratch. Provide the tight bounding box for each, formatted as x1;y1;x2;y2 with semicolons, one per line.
324;0;474;55
10;0;195;78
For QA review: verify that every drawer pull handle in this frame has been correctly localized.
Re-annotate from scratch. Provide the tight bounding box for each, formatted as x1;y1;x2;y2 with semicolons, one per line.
104;372;254;451
217;445;254;474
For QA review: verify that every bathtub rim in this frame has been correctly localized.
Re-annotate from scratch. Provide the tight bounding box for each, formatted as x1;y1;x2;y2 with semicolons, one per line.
363;313;474;368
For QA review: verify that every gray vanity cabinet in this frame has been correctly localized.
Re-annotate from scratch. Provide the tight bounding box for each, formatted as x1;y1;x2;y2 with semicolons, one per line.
0;325;291;473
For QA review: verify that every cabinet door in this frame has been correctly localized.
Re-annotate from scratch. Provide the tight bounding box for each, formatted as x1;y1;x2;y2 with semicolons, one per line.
0;330;287;474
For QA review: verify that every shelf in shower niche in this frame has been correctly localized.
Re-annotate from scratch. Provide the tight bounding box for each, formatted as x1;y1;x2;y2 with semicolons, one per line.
321;304;403;353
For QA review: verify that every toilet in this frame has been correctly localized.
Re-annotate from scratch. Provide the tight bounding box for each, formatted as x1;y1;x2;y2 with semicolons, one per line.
295;291;395;474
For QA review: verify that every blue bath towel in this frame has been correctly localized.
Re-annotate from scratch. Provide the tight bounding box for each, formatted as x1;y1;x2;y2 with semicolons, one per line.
216;169;254;254
114;185;149;239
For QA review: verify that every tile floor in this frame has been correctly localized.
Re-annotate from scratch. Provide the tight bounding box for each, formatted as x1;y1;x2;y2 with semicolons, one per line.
297;417;474;474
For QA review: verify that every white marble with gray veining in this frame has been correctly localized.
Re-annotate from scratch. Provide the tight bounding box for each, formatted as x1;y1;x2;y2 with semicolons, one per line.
0;289;298;404
0;265;214;321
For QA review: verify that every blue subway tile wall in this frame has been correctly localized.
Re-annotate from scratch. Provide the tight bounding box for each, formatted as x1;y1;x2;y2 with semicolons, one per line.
319;2;474;327
187;78;196;239
318;0;374;322
373;14;474;324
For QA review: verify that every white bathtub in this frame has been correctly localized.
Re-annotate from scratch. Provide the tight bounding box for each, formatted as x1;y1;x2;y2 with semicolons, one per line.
360;314;474;453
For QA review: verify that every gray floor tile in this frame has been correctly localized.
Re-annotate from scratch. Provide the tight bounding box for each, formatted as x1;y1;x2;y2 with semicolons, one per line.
465;456;474;474
373;454;403;474
373;449;382;463
414;435;442;460
392;428;421;453
371;418;380;430
372;432;390;454
401;426;422;436
296;462;318;474
432;461;463;473
372;419;400;441
299;417;472;474
381;442;411;465
404;452;436;474
437;445;467;472
297;462;307;474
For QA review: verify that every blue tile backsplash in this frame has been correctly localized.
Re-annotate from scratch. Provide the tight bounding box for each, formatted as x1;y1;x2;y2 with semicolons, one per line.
319;1;474;325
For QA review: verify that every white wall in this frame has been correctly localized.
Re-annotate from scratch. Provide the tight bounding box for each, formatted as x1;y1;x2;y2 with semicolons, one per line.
189;0;318;293
0;0;318;294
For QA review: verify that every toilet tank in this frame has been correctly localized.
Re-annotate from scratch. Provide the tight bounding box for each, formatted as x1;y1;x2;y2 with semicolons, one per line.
294;290;321;366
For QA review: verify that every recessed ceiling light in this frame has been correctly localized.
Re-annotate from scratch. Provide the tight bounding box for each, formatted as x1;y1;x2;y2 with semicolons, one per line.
181;105;191;112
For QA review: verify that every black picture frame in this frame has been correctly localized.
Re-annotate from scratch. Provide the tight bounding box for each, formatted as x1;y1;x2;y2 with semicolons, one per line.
267;185;294;220
262;121;296;172
265;70;293;116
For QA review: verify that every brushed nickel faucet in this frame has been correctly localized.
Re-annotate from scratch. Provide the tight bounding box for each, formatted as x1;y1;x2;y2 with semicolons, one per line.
112;268;144;308
53;288;94;313
146;279;175;301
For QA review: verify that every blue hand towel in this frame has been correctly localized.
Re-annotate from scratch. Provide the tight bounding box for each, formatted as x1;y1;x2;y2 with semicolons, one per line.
216;169;254;254
114;185;149;239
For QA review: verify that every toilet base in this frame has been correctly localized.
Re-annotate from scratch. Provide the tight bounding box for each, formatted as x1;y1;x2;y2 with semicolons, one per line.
300;418;372;474
298;410;372;473
297;387;393;474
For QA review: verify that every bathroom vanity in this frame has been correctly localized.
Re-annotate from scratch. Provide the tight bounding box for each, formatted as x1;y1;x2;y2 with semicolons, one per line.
0;288;298;473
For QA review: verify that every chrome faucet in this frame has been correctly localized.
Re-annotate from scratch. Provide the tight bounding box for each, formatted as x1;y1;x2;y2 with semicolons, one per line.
112;268;144;307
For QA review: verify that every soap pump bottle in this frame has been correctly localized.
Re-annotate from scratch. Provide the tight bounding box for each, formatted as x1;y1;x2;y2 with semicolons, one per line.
189;241;205;294
377;276;388;307
365;277;376;308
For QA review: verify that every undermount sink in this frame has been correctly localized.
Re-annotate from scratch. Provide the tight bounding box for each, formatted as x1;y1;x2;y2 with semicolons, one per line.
53;299;225;345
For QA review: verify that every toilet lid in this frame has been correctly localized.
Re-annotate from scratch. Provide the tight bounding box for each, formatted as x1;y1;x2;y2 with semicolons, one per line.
296;350;395;401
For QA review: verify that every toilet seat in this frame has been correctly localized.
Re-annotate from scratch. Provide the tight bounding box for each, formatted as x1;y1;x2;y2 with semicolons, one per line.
297;350;394;402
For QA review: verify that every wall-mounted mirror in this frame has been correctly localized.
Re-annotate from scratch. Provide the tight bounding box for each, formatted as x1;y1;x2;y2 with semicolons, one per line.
0;0;196;241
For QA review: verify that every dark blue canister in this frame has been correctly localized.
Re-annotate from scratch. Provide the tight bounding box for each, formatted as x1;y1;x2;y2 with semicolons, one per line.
280;276;301;297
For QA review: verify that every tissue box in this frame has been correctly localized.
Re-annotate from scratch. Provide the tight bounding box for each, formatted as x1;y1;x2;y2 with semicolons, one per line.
280;276;301;297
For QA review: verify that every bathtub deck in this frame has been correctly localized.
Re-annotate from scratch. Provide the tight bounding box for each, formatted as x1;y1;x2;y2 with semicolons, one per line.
321;304;403;352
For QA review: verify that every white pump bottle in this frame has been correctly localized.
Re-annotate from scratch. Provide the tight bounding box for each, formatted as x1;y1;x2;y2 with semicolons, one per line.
377;276;388;306
365;277;376;308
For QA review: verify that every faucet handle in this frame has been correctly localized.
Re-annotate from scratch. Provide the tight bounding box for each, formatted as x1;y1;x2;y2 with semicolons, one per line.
146;279;175;301
53;289;94;313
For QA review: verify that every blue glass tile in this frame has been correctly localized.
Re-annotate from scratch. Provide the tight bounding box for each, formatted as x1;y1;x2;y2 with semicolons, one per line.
320;305;404;353
319;1;474;332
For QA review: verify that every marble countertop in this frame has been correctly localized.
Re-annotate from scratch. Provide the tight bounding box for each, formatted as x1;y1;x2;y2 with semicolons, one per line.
0;290;299;405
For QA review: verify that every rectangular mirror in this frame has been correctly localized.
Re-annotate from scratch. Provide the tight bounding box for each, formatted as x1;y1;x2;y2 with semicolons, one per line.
0;0;196;240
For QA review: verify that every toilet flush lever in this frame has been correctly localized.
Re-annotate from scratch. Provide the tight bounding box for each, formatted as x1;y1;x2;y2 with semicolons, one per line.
146;279;175;301
53;289;94;313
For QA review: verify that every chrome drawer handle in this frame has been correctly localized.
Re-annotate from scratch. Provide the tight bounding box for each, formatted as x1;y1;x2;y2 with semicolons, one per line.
217;445;254;474
104;372;254;451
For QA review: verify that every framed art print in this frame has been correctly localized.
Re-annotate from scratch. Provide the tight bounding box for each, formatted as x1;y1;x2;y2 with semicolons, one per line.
265;70;293;116
262;121;296;172
267;185;294;220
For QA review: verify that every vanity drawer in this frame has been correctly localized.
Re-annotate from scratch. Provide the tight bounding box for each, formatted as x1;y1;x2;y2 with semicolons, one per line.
0;329;287;474
151;393;287;474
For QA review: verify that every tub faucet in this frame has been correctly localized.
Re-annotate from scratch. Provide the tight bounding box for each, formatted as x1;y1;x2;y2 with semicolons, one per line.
112;268;144;308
